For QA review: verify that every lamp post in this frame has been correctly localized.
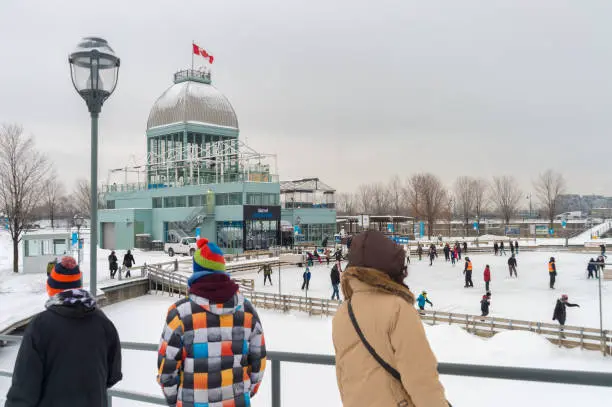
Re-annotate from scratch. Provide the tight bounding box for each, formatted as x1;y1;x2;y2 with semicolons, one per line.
74;215;84;265
69;37;120;296
526;193;533;218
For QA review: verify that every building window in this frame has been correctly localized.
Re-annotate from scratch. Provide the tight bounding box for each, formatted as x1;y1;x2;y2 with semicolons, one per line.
164;197;176;208
246;193;279;206
175;196;186;207
215;193;243;206
188;195;204;207
244;220;278;250
106;200;115;209
153;197;163;208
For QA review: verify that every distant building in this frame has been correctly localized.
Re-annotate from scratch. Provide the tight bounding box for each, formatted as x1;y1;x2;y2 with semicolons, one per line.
280;178;336;245
98;69;336;252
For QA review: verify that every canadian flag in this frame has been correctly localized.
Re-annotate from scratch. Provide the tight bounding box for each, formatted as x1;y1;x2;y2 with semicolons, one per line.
192;43;214;64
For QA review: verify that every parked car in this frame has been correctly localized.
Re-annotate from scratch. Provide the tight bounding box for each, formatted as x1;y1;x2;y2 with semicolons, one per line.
164;237;198;257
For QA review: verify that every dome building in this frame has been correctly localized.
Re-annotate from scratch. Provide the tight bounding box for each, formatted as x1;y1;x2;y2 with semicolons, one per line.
98;69;336;253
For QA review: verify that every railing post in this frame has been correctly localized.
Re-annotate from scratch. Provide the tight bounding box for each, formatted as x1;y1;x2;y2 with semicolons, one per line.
174;259;179;271
106;392;112;407
272;359;281;407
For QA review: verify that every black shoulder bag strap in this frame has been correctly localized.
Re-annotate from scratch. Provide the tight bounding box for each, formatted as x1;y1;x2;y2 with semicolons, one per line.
348;299;453;407
348;299;401;381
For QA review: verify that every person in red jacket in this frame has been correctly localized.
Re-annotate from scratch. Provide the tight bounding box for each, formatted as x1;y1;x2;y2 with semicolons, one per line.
483;264;491;292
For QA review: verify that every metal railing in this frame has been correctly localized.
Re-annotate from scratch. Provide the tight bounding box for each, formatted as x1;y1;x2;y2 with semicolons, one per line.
2;334;612;406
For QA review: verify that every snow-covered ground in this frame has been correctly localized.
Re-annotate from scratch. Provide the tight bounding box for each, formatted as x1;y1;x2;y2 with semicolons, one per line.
1;294;611;406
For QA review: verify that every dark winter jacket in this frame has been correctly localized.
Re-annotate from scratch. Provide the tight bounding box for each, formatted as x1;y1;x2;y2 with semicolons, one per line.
552;299;579;324
335;250;343;262
108;253;118;269
123;253;135;267
481;298;490;315
587;262;597;273
304;270;312;281
508;257;517;267
331;265;341;285
5;292;122;407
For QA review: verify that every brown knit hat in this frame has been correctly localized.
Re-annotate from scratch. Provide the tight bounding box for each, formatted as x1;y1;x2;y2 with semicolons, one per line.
348;231;406;281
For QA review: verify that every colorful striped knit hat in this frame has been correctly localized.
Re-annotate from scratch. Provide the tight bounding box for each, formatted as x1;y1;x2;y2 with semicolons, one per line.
47;256;82;297
188;238;227;286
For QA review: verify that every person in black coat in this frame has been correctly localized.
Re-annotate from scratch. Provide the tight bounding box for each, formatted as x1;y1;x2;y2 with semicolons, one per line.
552;294;580;337
462;241;468;254
443;244;450;261
330;264;341;300
508;255;518;277
480;294;490;317
493;242;499;256
123;250;136;278
5;257;122;407
108;250;118;279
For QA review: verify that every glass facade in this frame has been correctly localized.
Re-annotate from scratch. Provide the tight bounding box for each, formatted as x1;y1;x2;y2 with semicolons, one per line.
216;221;243;250
153;197;163;208
154;193;241;208
106;200;115;209
300;223;336;245
244;220;279;250
281;191;334;208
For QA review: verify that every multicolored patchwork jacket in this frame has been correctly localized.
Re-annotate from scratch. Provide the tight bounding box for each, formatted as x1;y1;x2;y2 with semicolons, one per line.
157;293;266;407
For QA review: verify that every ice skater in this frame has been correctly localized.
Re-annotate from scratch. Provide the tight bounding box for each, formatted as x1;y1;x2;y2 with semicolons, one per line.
483;264;491;292
508;254;518;277
108;250;118;279
500;241;506;256
480;294;490;317
258;263;273;286
416;290;433;312
463;257;474;287
510;241;515;256
429;245;436;266
463;241;468;254
549;257;557;289
451;247;457;266
596;255;605;278
587;258;597;279
514;240;519;254
493;242;499;256
330;263;340;300
552;294;579;338
600;243;607;259
417;243;423;261
443;243;450;262
301;266;311;290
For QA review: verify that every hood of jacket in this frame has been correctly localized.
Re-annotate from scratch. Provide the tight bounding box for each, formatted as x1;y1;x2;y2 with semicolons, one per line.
189;291;245;315
45;288;97;319
341;266;415;305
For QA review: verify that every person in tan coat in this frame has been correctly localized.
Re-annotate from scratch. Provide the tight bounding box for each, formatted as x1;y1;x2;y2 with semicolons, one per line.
332;230;449;407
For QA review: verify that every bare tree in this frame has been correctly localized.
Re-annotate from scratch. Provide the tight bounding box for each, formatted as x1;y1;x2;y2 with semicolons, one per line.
43;171;65;230
534;169;566;229
371;182;390;215
73;179;106;215
0;124;50;273
454;176;474;236
336;192;357;215
472;178;488;226
387;175;405;215
356;184;374;214
490;176;522;225
408;173;447;239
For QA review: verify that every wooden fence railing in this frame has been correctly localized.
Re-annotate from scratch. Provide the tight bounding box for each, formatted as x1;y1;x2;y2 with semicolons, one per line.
244;291;612;355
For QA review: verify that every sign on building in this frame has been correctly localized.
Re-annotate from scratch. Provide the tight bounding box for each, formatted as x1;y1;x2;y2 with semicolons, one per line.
535;225;548;236
504;225;520;236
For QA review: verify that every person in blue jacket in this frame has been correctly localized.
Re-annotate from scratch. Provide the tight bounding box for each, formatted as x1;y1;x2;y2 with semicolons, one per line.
301;266;312;290
416;290;433;311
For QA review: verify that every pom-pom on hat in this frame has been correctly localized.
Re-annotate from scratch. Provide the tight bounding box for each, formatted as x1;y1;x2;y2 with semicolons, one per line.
189;238;227;286
47;256;82;297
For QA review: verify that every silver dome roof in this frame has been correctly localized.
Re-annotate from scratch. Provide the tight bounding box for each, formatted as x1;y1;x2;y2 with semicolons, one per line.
147;81;238;130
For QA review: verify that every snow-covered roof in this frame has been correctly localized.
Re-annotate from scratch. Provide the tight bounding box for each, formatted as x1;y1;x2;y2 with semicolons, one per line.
147;80;238;130
280;178;335;193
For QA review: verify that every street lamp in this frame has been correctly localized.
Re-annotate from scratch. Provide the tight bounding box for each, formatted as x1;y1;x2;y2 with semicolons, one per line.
69;37;120;296
73;215;84;265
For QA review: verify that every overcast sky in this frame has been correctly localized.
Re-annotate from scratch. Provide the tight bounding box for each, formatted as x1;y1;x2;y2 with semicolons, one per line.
1;0;611;198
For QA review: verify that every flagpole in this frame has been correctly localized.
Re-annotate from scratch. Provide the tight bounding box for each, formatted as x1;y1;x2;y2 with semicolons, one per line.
191;40;194;71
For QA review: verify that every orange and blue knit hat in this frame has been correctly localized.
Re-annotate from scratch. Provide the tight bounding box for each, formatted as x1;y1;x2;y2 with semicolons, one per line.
188;238;227;286
47;256;82;297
